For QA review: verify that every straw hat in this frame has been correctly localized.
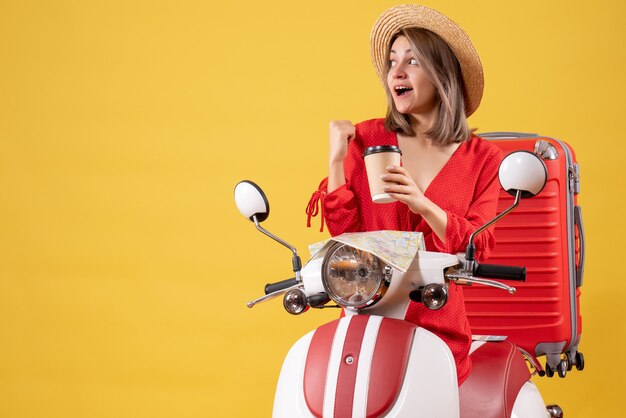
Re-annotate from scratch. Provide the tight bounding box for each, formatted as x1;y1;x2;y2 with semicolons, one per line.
370;4;484;116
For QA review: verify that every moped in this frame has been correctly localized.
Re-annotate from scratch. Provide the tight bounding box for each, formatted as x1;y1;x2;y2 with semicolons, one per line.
234;150;564;418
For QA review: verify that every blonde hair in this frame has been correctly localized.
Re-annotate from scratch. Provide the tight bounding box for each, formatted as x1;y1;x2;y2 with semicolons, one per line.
383;27;472;144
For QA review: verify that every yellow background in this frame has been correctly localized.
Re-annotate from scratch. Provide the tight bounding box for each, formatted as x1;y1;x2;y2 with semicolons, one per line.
1;0;624;416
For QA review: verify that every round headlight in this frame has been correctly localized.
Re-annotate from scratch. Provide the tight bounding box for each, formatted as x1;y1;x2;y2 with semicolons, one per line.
321;242;391;309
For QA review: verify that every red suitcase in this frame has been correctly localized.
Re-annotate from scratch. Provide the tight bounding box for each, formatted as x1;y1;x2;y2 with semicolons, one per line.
463;132;585;378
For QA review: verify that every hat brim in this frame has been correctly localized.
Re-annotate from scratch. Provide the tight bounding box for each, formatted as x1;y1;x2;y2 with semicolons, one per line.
370;4;484;116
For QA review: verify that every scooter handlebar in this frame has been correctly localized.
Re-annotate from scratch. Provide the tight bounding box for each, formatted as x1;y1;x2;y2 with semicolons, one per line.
474;264;526;282
264;277;298;295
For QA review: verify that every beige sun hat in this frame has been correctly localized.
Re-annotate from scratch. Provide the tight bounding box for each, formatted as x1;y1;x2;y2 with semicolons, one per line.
370;4;484;116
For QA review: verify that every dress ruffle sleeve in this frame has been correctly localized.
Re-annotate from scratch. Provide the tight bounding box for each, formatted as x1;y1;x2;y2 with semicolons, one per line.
306;177;361;235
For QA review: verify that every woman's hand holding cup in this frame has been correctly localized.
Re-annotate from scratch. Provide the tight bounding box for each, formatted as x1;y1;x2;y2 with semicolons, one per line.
382;165;428;213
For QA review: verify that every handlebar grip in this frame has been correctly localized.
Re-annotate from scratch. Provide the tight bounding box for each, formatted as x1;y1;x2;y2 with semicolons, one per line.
474;264;526;281
264;278;298;295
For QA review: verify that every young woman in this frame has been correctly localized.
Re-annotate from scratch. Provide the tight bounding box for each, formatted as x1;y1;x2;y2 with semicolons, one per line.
306;4;502;386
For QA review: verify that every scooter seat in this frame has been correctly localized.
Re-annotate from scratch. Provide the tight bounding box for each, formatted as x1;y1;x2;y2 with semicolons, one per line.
459;340;531;418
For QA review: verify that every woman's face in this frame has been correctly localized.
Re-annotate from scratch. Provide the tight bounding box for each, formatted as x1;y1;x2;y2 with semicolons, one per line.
387;35;437;117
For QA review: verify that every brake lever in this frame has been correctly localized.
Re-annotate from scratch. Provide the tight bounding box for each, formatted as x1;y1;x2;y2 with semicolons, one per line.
246;283;303;308
446;271;516;294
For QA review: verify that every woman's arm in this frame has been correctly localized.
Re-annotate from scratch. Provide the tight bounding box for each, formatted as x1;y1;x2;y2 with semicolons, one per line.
306;121;361;235
327;120;355;192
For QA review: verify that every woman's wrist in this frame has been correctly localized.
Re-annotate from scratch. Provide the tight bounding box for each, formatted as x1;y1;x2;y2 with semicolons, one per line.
417;198;448;243
408;194;431;216
328;160;346;192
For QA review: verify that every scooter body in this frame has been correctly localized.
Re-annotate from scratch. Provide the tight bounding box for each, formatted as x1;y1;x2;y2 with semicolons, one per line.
274;250;548;418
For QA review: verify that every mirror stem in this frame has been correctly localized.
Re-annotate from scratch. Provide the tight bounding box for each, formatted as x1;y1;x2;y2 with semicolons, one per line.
464;190;523;272
253;215;302;280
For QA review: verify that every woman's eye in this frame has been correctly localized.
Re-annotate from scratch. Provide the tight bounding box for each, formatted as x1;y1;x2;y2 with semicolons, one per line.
389;60;397;67
409;58;418;65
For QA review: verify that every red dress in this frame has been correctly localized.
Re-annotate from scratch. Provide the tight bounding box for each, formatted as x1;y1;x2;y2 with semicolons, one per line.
306;118;502;385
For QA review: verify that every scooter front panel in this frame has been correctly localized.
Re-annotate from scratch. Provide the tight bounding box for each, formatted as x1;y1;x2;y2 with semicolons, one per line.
277;315;459;417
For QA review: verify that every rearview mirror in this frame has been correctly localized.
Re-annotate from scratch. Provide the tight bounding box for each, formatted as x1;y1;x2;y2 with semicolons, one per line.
498;151;548;198
234;180;270;222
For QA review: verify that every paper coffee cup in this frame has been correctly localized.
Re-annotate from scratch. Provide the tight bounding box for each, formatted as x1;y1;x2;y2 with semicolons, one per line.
363;145;402;203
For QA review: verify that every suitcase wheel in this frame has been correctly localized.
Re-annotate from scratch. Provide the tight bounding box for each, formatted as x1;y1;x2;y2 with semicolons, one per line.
556;360;567;378
565;352;574;371
575;351;585;371
566;351;586;371
544;352;584;378
545;359;569;378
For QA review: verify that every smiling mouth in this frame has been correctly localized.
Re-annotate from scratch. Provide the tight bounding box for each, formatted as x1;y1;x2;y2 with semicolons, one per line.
394;86;413;97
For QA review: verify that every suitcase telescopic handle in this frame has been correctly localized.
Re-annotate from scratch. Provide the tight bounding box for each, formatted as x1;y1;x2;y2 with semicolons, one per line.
474;263;526;281
478;132;538;139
